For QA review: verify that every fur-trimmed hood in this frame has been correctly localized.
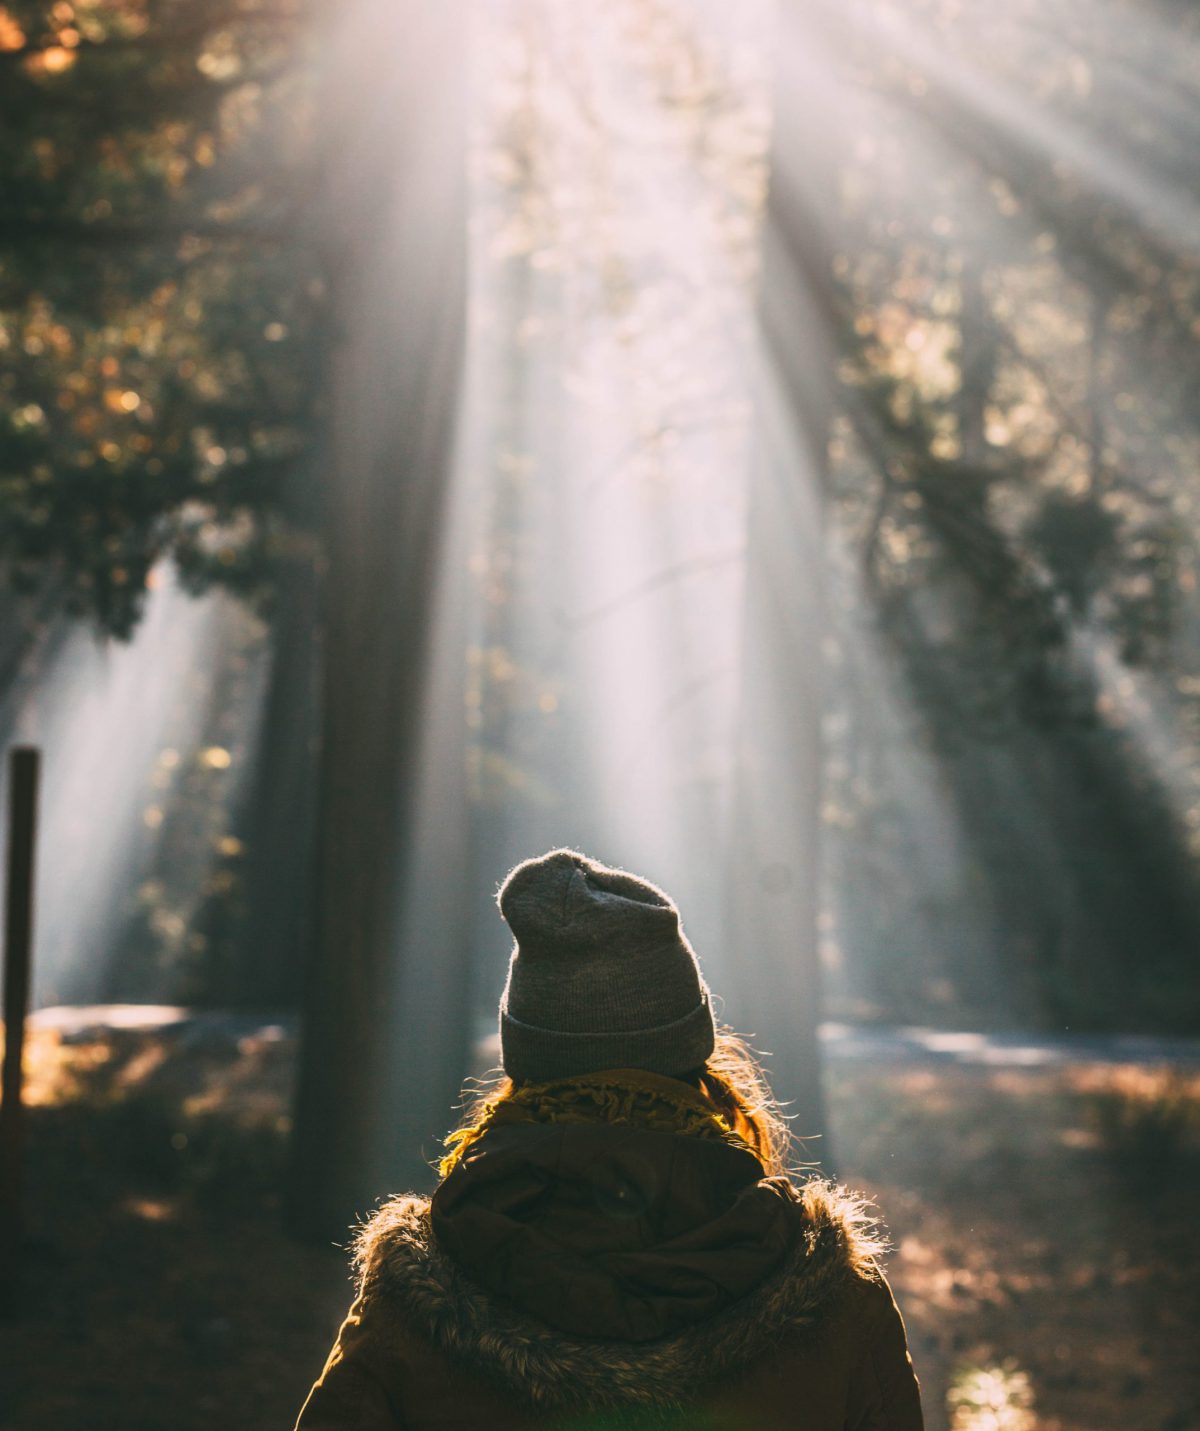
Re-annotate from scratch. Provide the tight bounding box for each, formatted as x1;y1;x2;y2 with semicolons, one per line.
352;1158;886;1412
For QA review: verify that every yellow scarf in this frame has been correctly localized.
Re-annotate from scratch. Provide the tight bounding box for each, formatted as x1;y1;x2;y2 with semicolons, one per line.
440;1067;750;1178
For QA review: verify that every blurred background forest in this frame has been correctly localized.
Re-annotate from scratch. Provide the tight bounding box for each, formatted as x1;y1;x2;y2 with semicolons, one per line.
3;0;1199;1033
1;0;1199;1428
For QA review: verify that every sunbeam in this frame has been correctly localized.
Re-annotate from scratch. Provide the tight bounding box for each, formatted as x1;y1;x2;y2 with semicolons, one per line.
462;0;775;987
3;569;268;1007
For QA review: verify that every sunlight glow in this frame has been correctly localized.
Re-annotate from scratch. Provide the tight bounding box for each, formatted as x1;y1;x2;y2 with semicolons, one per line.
4;569;269;1005
948;1361;1036;1431
464;0;776;985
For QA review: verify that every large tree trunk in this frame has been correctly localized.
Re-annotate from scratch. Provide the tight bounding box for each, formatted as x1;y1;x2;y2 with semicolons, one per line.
229;549;320;1009
289;0;470;1240
724;1;843;1167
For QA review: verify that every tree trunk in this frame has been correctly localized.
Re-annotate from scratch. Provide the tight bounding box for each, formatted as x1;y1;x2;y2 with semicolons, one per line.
288;0;470;1240
724;0;841;1167
231;549;320;1008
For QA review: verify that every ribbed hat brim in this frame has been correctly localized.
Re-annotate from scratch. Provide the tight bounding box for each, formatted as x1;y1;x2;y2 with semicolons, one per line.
499;993;716;1084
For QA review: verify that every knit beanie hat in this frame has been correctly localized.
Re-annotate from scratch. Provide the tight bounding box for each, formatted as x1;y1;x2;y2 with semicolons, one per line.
497;848;716;1083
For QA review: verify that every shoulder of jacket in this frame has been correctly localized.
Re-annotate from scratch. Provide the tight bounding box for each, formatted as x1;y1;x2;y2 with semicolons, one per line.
786;1176;890;1276
352;1193;433;1293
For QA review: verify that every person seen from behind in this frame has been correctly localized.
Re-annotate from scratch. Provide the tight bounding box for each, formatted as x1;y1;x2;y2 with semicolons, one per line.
295;847;924;1429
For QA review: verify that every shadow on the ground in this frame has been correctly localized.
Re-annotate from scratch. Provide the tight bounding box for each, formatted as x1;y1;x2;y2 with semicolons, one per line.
1;1018;1198;1431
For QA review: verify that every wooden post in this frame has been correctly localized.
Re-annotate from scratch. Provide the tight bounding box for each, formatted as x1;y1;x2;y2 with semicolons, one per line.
1;746;40;1293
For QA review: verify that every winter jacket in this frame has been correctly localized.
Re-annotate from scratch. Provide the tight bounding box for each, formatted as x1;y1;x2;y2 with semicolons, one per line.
295;1076;924;1430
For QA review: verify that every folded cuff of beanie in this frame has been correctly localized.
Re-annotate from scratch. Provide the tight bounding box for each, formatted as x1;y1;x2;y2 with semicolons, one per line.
499;994;716;1084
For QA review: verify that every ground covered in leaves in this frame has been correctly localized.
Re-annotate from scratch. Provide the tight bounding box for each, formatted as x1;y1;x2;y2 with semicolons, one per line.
1;1016;1198;1431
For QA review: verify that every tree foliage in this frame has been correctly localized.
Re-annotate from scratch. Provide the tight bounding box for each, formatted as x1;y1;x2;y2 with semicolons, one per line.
817;0;1200;1028
0;0;323;636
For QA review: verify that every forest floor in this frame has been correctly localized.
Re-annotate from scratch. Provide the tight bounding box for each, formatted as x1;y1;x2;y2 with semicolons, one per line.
1;1013;1198;1431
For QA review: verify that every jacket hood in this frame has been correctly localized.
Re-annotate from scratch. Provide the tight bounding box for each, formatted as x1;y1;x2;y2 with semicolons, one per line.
353;1125;886;1412
431;1119;795;1342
